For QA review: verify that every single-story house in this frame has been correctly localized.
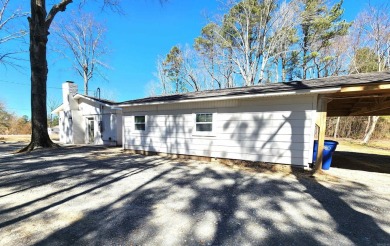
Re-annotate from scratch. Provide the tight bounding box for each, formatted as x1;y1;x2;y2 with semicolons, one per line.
53;72;390;169
52;81;123;146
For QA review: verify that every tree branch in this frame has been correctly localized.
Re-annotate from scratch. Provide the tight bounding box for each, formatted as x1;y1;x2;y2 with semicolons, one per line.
45;0;73;29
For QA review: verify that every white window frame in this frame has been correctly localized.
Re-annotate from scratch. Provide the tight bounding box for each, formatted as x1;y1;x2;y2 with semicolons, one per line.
193;112;216;137
134;115;146;131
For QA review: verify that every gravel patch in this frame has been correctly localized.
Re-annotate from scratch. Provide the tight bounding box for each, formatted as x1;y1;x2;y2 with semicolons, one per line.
0;144;389;245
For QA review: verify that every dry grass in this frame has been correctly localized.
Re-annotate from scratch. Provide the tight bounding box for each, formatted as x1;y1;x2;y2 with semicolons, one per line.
0;134;59;143
333;138;390;155
0;135;31;143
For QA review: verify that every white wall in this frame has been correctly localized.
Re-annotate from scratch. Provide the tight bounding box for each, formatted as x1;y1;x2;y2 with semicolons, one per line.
72;110;85;144
78;98;122;145
116;112;123;145
59;82;78;144
122;95;317;167
58;82;123;145
59;110;73;144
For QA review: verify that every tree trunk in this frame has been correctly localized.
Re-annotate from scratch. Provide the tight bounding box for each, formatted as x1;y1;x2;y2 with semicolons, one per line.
363;116;379;144
364;116;371;136
84;70;89;95
333;116;340;138
20;1;57;152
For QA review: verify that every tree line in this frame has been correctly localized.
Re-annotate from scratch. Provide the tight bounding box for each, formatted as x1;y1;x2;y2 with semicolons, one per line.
0;101;59;135
151;0;389;94
150;0;389;143
0;101;31;135
326;116;390;141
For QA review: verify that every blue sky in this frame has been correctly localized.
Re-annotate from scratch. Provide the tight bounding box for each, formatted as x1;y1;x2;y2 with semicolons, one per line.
0;0;383;117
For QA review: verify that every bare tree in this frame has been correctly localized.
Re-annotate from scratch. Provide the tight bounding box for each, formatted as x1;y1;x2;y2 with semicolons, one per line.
53;12;109;95
154;56;172;95
47;97;60;127
22;0;120;152
216;0;300;85
315;35;350;77
180;46;203;91
351;3;390;144
353;3;390;73
218;0;276;86
0;0;28;66
195;22;235;89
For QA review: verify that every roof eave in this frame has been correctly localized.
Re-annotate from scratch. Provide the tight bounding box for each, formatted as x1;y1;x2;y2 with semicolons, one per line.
74;94;121;109
51;104;64;114
117;87;341;107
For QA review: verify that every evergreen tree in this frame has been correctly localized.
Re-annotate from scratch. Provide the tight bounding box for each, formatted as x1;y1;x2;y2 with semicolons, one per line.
352;47;379;73
299;0;350;79
163;46;186;93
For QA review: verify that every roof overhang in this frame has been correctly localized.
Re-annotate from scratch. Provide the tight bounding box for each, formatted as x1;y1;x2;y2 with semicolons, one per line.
117;87;341;107
51;104;64;114
52;95;122;114
74;94;116;108
324;82;390;116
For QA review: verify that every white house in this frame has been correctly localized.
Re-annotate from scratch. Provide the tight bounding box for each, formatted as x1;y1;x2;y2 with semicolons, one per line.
54;72;390;168
53;81;123;146
119;88;317;167
118;72;390;168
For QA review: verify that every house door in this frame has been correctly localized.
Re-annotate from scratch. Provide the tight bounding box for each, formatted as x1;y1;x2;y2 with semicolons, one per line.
87;118;94;144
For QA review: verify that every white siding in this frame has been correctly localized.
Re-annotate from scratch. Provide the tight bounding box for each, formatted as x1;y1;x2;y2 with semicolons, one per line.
116;113;123;145
123;95;316;167
72;110;85;144
101;113;122;145
76;98;122;145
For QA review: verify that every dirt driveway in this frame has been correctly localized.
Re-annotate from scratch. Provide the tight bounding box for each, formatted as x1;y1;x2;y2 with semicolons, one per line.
0;144;389;245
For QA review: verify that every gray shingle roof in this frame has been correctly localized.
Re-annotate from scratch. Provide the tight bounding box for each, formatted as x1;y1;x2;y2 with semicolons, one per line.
118;71;390;105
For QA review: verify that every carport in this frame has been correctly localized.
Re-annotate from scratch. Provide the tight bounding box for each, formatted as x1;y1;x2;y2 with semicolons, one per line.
313;72;390;173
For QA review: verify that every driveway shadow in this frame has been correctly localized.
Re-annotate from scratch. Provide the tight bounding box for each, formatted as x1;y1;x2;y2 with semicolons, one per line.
332;151;390;173
1;144;389;245
293;171;390;245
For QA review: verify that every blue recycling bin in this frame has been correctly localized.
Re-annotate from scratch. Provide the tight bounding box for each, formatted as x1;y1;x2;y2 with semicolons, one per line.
312;140;339;170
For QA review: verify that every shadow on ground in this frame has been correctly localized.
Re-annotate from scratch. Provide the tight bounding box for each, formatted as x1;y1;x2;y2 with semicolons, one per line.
0;144;389;245
332;151;390;173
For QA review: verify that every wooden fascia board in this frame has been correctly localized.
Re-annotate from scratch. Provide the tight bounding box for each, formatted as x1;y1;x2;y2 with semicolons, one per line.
340;83;390;93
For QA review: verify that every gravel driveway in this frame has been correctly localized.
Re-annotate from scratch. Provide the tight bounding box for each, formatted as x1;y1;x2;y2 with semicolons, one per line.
0;144;389;245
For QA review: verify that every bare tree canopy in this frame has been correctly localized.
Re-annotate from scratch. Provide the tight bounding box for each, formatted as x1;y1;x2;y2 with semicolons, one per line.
152;0;351;94
53;12;110;95
0;0;28;66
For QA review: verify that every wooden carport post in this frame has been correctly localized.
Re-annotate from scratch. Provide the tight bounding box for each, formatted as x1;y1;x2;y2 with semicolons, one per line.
313;95;328;175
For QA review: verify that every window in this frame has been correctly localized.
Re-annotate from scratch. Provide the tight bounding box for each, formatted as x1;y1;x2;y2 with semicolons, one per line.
134;116;146;131
196;113;213;132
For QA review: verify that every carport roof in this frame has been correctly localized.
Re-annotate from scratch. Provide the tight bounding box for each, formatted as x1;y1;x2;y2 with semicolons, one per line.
118;72;390;114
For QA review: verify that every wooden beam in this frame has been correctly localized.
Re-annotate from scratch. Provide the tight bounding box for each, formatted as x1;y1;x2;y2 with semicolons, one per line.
351;98;363;111
324;94;390;100
313;95;328;175
327;110;351;117
350;100;390;116
340;83;390;93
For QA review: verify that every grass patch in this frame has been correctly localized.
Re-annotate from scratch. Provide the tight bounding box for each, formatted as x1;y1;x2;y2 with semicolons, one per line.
0;135;31;143
334;138;390;156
